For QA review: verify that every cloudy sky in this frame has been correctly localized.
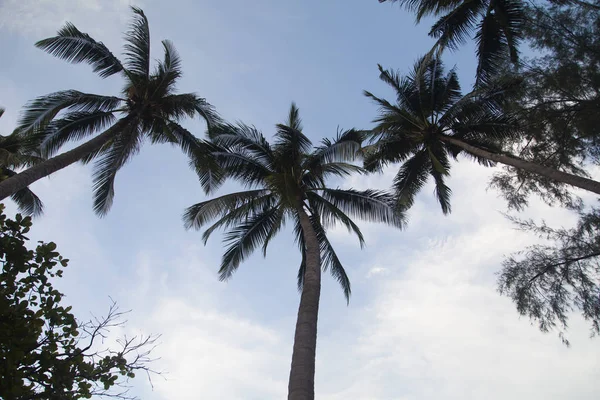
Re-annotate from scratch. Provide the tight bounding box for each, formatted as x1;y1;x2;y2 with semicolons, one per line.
1;0;599;399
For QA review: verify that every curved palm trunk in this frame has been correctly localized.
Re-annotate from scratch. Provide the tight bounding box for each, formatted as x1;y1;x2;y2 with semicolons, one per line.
440;135;600;195
288;207;322;400
0;123;124;201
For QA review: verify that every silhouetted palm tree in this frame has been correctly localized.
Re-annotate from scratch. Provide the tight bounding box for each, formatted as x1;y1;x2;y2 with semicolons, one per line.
184;104;404;400
364;57;600;213
378;0;524;85
0;7;218;215
0;108;44;216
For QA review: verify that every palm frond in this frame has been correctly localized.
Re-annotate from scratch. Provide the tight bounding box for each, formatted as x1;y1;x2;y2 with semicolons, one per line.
91;123;143;216
274;103;312;160
475;12;510;87
213;150;271;189
3;168;44;217
312;128;363;164
153;40;182;97
183;189;270;230
450;112;521;142
319;188;406;228
429;0;488;51
492;0;524;64
41;111;116;157
439;76;522;126
310;214;351;302
306;191;365;246
392;149;431;210
18;91;121;135
209;123;274;167
286;102;303;131
35;22;123;78
219;206;282;281
199;194;278;244
427;145;452;214
363;137;417;172
294;216;307;292
261;206;286;256
194;97;221;128
123;6;151;77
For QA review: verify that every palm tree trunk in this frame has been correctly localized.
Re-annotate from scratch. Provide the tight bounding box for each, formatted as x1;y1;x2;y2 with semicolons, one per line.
440;135;600;195
0;123;124;201
288;206;322;400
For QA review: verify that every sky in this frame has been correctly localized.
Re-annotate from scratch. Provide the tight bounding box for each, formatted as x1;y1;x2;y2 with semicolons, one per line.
0;1;599;399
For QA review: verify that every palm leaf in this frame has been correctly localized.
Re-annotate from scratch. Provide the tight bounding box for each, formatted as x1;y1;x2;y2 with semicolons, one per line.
153;40;183;97
219;206;282;281
427;145;452;214
261;205;286;256
41;111;116;157
209;123;274;167
492;0;524;64
306;191;365;246
475;11;510;86
319;188;405;227
2;168;44;217
91;123;143;216
18;91;121;135
311;128;363;164
183;189;270;230
123;6;151;77
429;0;488;51
310;214;351;302
392;149;431;210
199;193;278;244
35;23;123;78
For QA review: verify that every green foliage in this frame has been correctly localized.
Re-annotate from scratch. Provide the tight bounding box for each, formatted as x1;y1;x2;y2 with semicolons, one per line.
0;109;45;217
15;6;219;216
0;204;158;399
498;208;600;345
490;0;600;210
184;104;405;302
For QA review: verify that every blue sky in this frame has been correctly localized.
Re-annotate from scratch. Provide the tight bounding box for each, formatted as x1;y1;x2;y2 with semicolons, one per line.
1;0;599;399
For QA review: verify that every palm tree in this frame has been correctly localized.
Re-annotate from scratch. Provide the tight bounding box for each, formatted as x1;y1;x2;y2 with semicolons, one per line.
0;7;218;215
378;0;524;85
183;104;405;400
363;57;600;213
0;108;44;216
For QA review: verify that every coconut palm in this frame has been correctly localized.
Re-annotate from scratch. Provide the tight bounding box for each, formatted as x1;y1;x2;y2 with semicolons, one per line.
378;0;524;85
0;7;219;215
364;57;600;213
0;108;44;216
184;103;405;400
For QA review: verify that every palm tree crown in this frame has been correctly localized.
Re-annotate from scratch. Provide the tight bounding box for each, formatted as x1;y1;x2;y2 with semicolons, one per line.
184;103;404;299
3;7;218;215
0;109;44;216
379;0;524;85
364;57;521;214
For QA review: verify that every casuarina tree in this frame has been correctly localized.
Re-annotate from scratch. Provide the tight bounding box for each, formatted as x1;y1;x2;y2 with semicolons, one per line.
183;104;405;400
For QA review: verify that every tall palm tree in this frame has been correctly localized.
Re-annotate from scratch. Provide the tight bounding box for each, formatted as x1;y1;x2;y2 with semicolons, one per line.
364;57;600;213
0;7;218;215
184;104;405;400
0;108;44;216
378;0;524;85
